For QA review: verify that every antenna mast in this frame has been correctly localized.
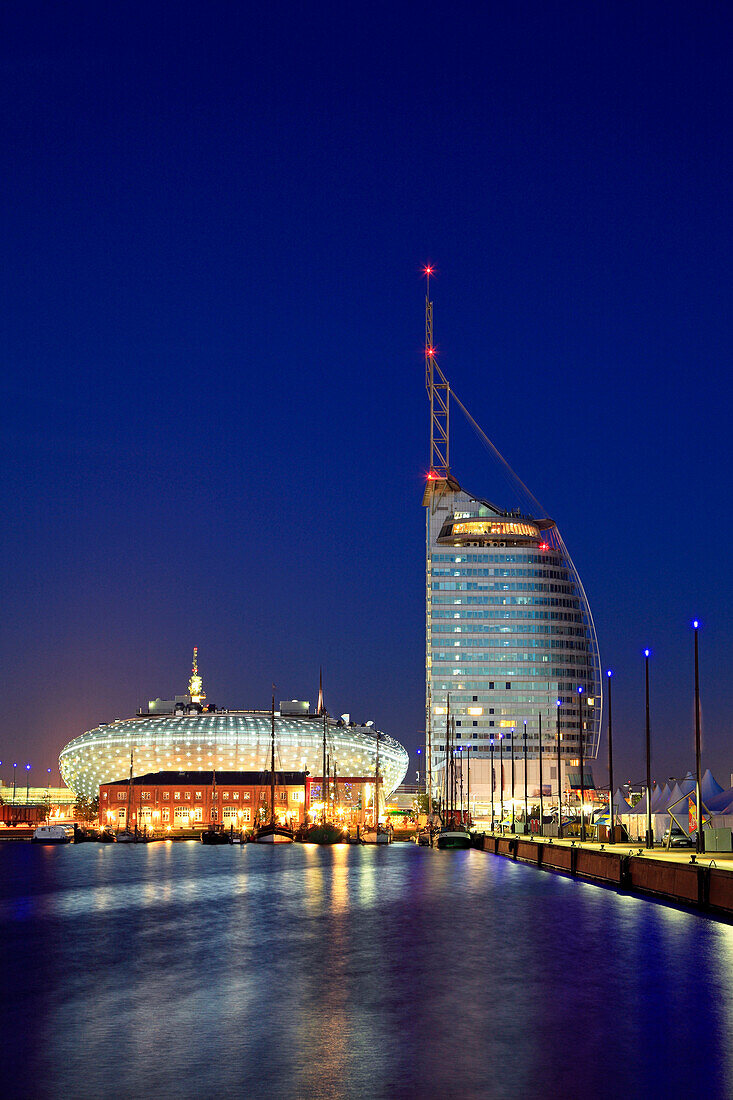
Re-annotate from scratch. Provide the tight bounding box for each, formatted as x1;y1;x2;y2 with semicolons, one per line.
424;266;450;478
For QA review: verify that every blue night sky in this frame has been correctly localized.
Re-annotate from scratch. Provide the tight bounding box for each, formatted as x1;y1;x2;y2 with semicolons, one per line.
2;2;731;790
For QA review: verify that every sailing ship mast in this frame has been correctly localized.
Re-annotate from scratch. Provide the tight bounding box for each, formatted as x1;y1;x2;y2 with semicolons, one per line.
270;691;276;826
374;727;380;827
126;749;133;832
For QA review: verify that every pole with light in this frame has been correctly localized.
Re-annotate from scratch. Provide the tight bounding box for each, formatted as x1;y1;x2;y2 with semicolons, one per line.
644;649;653;850
490;737;495;832
523;721;529;831
606;671;614;844
577;688;586;841
555;701;563;839
538;713;544;837
693;621;704;854
510;728;516;833
25;763;31;803
499;733;504;832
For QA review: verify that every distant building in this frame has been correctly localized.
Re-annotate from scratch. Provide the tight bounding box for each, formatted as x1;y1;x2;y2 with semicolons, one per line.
100;770;308;832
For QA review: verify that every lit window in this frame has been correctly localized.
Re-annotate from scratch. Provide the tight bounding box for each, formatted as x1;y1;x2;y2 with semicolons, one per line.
185;792;191;800
243;791;250;801
233;792;240;800
174;792;180;800
117;791;125;800
195;791;202;799
468;707;482;716
163;809;170;822
141;791;150;800
163;792;170;800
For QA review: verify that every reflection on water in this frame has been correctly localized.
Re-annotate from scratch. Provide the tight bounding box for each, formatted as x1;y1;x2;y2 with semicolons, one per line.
1;842;733;1099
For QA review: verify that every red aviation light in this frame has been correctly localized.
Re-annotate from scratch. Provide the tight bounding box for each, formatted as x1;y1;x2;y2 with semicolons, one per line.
422;264;435;277
538;541;549;551
425;345;436;357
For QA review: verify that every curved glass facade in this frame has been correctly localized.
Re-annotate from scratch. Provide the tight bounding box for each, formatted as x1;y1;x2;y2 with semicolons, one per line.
60;712;409;801
426;481;601;775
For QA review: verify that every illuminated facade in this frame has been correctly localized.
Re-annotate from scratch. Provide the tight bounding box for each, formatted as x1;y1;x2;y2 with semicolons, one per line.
426;479;602;785
60;708;409;801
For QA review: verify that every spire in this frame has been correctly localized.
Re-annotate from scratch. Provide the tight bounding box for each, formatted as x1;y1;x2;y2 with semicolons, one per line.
189;647;206;703
423;264;450;478
317;667;324;716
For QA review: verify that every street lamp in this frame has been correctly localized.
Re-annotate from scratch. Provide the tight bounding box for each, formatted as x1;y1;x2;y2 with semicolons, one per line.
499;733;504;832
578;688;586;842
523;722;529;832
490;738;495;832
644;649;654;850
607;671;614;844
555;702;563;840
538;712;544;837
416;747;422;792
510;728;516;833
693;621;704;854
25;763;31;803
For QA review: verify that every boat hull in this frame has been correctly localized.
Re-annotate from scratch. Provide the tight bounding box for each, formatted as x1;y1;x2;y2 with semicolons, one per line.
253;824;294;844
436;830;472;850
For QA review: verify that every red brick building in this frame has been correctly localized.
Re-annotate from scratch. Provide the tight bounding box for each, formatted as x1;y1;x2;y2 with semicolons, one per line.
100;771;308;832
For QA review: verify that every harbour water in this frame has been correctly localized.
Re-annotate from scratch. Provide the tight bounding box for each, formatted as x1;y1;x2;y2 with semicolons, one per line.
2;841;733;1098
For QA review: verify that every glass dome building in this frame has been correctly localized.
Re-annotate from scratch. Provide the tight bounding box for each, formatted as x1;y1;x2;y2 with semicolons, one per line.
60;709;409;801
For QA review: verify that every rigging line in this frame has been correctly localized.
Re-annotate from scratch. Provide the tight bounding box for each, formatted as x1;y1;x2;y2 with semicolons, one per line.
450;390;548;519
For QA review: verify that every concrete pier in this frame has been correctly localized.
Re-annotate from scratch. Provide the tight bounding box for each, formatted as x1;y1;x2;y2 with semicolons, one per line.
476;832;733;918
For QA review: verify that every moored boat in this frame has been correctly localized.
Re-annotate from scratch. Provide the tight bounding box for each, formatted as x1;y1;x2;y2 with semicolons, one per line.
435;825;472;850
200;825;232;845
252;822;295;843
32;825;74;844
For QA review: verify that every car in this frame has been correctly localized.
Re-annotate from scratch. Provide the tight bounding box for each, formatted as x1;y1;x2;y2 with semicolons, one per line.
662;824;694;848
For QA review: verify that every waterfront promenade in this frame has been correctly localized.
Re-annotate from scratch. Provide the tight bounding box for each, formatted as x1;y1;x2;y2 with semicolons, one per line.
475;829;733;917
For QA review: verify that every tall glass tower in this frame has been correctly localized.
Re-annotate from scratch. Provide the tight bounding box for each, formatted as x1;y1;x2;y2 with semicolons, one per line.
422;273;601;797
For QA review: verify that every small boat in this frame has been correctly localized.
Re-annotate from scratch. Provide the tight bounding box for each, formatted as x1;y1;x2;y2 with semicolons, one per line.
32;825;74;844
252;821;295;843
200;825;232;845
99;829;117;843
362;825;392;845
435;825;472;850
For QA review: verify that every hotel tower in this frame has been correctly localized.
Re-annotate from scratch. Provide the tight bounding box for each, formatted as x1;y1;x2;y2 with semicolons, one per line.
422;272;602;808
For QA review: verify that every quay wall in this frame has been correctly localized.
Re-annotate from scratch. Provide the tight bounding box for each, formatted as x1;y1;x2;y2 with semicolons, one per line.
476;835;733;918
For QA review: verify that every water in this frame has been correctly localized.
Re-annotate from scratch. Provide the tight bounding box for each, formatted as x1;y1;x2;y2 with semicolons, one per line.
1;842;733;1099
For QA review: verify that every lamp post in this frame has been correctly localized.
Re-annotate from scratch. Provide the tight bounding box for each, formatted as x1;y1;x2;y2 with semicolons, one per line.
510;728;516;833
607;671;614;844
490;738;495;832
644;649;653;850
693;621;704;854
25;763;31;803
578;688;586;842
12;762;17;802
538;713;544;837
523;722;529;832
556;702;563;839
499;734;504;832
416;747;422;792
